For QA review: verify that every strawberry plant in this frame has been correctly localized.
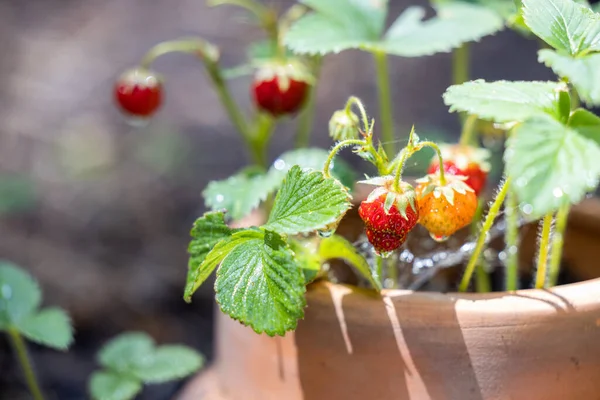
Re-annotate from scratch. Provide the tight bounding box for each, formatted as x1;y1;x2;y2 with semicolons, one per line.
180;0;600;337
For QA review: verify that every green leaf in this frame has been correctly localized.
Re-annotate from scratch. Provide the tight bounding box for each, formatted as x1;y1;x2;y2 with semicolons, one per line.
17;308;73;350
285;0;502;56
185;229;263;301
99;332;154;373
538;49;600;106
215;229;306;335
380;3;504;57
265;166;351;235
0;175;36;214
130;345;203;383
505;114;600;217
568;108;600;144
89;371;141;400
185;212;238;301
319;235;382;290
0;262;41;328
443;80;566;122
203;169;273;222
289;238;321;283
522;0;600;55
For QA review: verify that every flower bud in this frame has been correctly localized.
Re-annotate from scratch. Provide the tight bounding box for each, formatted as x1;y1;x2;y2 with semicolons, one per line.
329;110;360;141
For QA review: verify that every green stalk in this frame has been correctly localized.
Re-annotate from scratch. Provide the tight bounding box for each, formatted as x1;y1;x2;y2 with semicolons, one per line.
372;51;395;155
8;328;44;400
295;58;322;148
323;139;366;178
459;178;511;292
504;188;520;291
535;213;554;289
548;203;570;287
472;200;491;293
452;44;470;86
376;255;384;288
248;113;276;169
386;255;398;289
459;114;479;146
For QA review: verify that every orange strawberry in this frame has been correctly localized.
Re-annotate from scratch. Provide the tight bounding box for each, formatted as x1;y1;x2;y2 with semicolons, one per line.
415;173;477;240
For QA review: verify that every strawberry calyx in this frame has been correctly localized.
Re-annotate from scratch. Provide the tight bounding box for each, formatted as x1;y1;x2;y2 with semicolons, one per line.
253;58;314;91
359;176;418;219
415;173;474;206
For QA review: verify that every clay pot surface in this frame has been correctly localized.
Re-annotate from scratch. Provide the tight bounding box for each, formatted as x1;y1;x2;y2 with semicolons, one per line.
178;199;600;400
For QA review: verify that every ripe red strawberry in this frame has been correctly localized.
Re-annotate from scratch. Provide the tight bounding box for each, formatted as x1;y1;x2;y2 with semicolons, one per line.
415;173;477;240
252;60;311;117
358;177;419;254
114;68;162;117
427;144;490;196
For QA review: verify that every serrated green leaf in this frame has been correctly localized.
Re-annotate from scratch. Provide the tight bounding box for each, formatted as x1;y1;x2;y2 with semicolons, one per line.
203;171;272;221
185;229;263;301
99;332;154;373
505;114;600;217
17;308;73;350
319;235;382;290
380;3;504;57
0;262;41;328
523;0;600;55
443;80;565;122
568;108;600;144
265;166;351;235
185;212;239;301
131;345;203;383
538;49;600;106
285;0;502;56
289;238;321;283
89;371;141;400
215;229;305;336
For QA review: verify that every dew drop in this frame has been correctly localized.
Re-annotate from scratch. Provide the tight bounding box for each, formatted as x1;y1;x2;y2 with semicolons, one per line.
215;194;224;203
273;159;286;170
520;203;533;215
516;177;528;187
429;233;449;242
552;187;564;198
317;229;334;238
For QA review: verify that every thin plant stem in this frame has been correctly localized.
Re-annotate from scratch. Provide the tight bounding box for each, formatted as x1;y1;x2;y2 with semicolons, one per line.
372;50;395;155
344;96;371;134
535;213;554;289
459;114;479;146
452;44;470;86
248;113;276;169
376;255;384;288
504;188;520;291
386;254;398;289
392;139;447;192
570;86;580;110
471;200;491;293
8;328;44;400
459;178;511;292
323;139;366;178
295;58;322;148
207;0;278;44
548;203;570;287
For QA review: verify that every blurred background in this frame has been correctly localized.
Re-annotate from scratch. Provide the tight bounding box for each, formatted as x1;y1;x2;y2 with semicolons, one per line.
0;0;559;398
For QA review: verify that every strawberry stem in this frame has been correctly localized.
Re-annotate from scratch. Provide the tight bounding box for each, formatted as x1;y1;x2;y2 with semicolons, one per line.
504;188;520;291
295;57;322;148
548;203;570;287
459;114;479;146
344;96;371;137
323;139;366;178
416;141;447;186
535;213;554;289
8;328;45;400
392;126;417;192
472;200;491;293
459;178;511;292
372;50;395;156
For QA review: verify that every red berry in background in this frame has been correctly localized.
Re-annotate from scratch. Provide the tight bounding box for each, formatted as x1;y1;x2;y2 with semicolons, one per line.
358;179;419;255
428;144;490;196
114;68;162;117
252;60;311;117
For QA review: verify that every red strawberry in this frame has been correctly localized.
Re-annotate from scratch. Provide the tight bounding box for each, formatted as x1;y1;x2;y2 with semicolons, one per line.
114;68;162;117
252;60;311;117
427;144;490;196
358;177;419;254
415;173;477;240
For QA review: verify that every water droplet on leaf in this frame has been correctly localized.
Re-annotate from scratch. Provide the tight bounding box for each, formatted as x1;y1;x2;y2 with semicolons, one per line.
552;187;564;198
273;159;286;170
215;194;224;203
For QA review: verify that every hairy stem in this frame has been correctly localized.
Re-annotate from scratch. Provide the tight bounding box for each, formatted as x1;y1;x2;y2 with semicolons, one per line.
548;203;570;287
8;328;44;400
472;200;491;293
504;188;520;291
295;58;322;148
373;51;395;155
323;139;366;178
416;141;446;185
535;213;554;289
459;178;511;292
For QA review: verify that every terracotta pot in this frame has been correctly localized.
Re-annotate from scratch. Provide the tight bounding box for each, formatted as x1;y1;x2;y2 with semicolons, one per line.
177;199;600;400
